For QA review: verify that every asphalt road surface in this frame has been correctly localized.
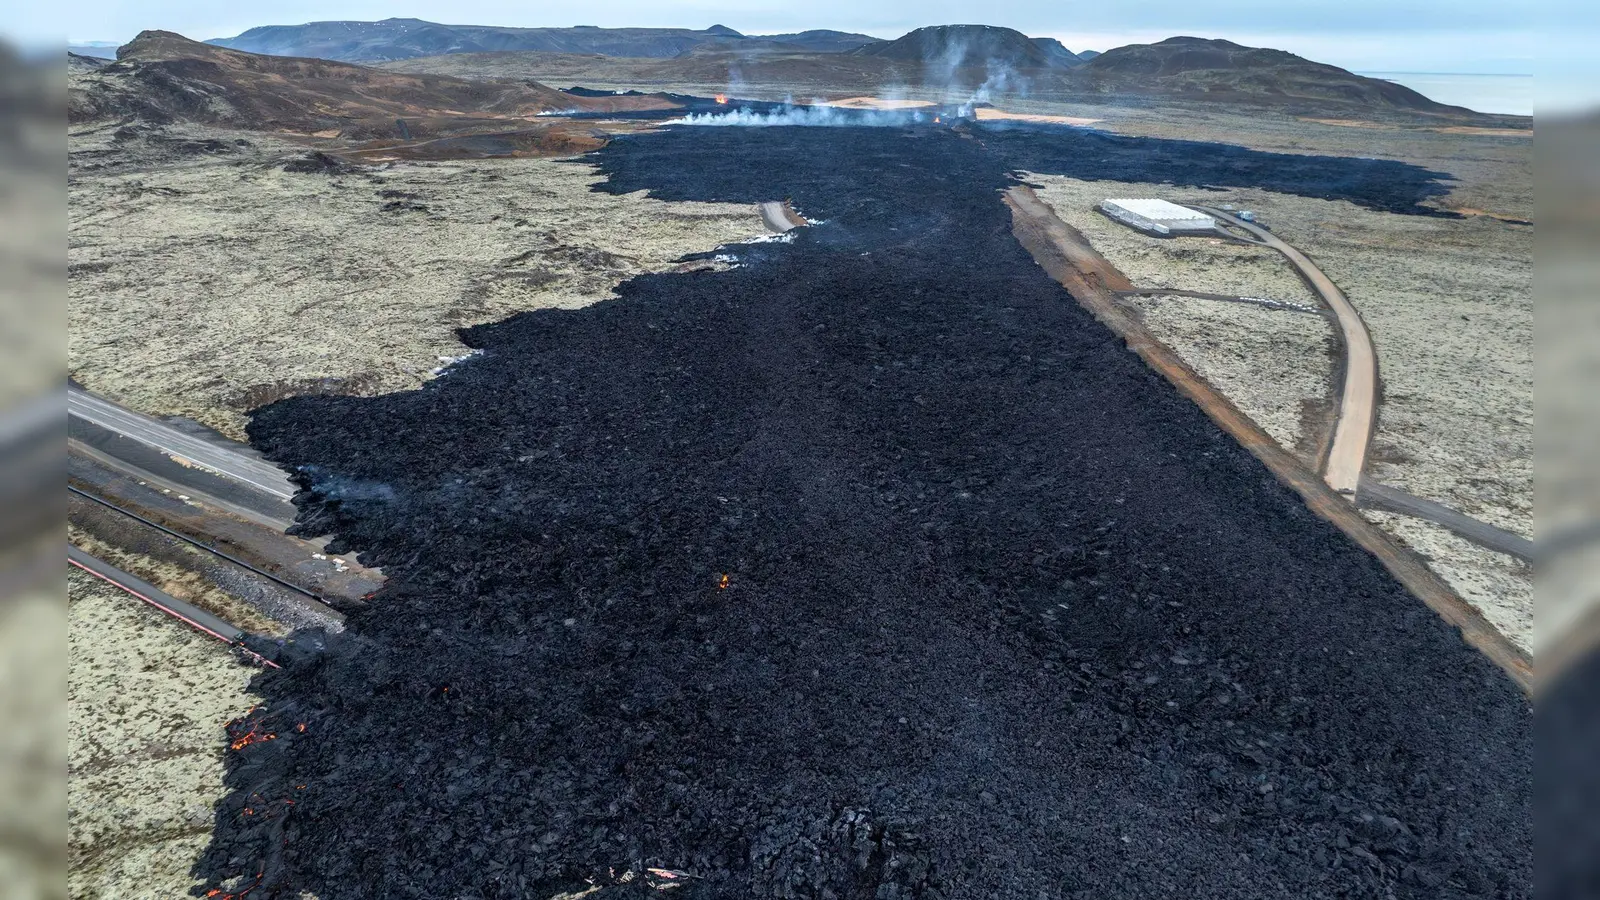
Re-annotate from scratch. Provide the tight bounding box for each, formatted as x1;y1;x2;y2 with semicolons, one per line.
1192;206;1377;495
67;386;298;502
1358;479;1535;562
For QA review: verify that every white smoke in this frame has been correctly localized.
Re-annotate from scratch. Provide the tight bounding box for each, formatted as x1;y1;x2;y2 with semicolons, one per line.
669;105;931;127
301;467;399;503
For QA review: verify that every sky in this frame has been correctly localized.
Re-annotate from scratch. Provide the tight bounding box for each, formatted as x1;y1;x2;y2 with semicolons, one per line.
44;0;1542;74
41;0;1600;112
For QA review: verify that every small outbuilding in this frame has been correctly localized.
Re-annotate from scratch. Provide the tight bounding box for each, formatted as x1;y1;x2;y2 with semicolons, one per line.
1099;198;1216;236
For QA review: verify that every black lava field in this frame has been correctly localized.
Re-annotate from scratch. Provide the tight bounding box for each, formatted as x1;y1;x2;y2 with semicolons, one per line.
205;122;1527;899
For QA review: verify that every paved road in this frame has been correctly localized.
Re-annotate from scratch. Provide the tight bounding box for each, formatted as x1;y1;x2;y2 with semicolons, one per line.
1191;206;1377;495
67;387;298;501
1357;479;1534;562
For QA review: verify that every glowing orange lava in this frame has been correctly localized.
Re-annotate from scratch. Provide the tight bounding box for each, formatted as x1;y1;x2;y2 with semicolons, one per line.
717;573;730;590
714;94;728;104
230;730;277;751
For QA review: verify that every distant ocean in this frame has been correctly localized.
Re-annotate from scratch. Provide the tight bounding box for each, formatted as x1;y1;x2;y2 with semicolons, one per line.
1357;72;1533;117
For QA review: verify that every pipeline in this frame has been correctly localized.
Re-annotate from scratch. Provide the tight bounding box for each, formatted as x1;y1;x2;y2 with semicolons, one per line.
68;544;280;668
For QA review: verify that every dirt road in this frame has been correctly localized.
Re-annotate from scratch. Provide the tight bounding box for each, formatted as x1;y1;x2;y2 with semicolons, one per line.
758;200;805;233
1191;205;1377;495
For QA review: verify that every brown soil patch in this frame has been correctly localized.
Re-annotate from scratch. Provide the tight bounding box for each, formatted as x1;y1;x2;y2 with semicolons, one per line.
974;108;1101;126
1301;117;1530;139
1446;206;1534;225
1431;125;1532;137
1300;117;1387;129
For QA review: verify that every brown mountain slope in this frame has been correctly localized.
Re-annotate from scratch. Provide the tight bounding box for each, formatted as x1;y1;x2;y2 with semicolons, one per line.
69;30;672;139
851;24;1073;70
1078;37;1464;113
382;32;1515;122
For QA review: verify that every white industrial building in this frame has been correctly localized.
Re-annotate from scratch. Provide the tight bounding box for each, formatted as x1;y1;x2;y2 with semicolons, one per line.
1099;199;1216;236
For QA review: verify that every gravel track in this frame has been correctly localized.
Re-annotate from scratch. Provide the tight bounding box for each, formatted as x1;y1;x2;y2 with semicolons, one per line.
201;124;1528;899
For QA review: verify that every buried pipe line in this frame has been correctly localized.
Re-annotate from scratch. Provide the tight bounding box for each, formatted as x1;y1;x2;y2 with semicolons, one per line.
1113;288;1321;314
68;484;337;609
67;544;280;669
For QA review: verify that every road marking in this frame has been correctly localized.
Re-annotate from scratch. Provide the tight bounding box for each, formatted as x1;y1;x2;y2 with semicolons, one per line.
67;389;297;500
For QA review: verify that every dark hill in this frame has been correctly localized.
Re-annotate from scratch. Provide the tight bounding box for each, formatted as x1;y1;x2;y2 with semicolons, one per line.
69;30;670;138
853;24;1073;70
759;29;884;52
1030;37;1085;67
1079;36;1463;112
207;18;881;63
68;51;107;72
208;19;728;62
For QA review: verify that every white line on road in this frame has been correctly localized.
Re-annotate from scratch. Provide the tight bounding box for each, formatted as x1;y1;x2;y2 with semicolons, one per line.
67;389;297;500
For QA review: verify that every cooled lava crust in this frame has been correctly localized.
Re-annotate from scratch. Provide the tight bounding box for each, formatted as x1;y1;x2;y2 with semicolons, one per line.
205;122;1526;899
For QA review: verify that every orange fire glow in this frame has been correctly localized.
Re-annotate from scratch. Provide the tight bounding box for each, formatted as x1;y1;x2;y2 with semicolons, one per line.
230;730;277;751
714;94;728;104
717;573;730;590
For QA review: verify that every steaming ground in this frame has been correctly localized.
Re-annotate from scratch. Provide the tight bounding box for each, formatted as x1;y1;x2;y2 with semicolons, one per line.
196;124;1528;899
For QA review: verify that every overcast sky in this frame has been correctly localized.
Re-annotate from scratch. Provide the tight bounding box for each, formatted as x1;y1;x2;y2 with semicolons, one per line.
43;0;1543;74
